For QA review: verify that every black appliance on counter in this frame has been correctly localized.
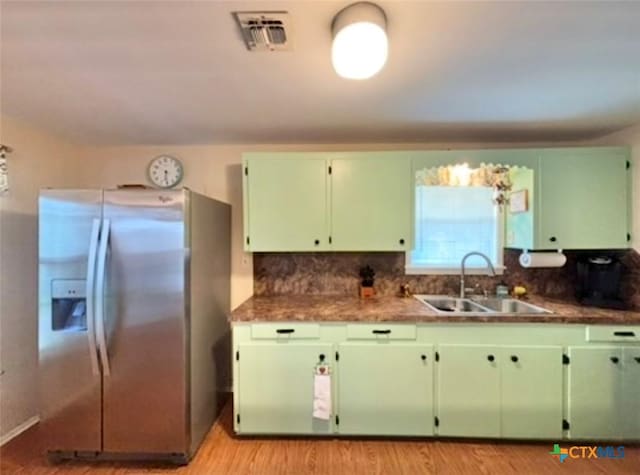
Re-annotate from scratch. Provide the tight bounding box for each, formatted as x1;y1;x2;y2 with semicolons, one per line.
576;255;626;309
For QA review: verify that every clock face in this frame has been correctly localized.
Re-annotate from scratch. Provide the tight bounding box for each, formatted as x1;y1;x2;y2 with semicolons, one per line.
148;155;184;188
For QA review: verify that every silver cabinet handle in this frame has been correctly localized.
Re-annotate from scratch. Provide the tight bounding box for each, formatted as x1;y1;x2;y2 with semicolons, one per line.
95;219;111;376
86;218;101;376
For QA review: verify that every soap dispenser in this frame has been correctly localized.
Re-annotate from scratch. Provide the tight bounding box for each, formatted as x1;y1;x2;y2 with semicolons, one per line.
496;281;509;298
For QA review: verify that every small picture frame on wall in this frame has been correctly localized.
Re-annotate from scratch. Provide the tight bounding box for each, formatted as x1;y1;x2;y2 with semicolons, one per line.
510;189;528;213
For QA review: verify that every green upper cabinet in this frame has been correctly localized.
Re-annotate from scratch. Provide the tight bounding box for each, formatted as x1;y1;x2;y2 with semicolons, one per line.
244;147;630;252
330;155;411;251
244;154;329;252
538;147;629;249
243;152;412;252
506;147;630;250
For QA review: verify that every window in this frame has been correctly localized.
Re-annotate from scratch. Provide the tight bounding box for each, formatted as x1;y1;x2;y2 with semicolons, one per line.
406;185;504;274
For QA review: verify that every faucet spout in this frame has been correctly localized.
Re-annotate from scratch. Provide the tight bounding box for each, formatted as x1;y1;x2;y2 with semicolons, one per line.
460;252;496;299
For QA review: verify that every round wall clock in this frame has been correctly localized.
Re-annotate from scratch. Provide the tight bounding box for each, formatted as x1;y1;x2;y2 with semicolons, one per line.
147;155;184;188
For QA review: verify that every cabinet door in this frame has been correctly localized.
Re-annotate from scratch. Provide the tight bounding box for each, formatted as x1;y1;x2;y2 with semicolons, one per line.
437;345;500;437
245;157;328;251
538;148;629;249
237;343;334;434
337;343;433;435
567;346;624;440
330;156;411;251
500;346;563;439
622;347;640;440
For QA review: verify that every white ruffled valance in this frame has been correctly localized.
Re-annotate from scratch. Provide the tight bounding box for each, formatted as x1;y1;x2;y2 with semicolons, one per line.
416;163;532;206
416;163;515;187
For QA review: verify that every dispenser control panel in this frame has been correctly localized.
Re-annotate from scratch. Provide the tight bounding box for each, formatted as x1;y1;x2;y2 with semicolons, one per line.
51;279;87;331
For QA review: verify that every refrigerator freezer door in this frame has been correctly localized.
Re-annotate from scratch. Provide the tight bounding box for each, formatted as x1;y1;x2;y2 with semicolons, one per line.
102;189;188;454
38;189;103;452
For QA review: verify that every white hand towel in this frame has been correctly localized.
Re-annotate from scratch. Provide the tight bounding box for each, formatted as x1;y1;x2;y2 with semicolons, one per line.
313;373;331;420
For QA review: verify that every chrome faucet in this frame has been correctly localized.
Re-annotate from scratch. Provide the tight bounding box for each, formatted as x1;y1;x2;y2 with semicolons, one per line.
460;252;496;298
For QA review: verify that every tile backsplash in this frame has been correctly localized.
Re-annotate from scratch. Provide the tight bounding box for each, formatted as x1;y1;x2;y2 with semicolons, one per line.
254;249;640;310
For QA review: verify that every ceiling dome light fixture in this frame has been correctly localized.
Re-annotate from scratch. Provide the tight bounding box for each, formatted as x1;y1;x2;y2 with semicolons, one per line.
331;2;388;80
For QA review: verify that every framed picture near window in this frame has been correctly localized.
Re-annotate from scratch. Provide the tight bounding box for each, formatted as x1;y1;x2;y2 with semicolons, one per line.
509;189;528;214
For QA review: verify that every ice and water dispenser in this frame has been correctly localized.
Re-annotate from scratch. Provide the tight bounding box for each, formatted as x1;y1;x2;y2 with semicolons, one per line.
51;279;87;331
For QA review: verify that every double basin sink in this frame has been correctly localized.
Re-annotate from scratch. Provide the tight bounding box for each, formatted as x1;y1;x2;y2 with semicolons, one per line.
414;295;552;316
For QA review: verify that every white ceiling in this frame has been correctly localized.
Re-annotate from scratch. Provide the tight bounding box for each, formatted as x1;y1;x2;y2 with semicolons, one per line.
2;1;640;145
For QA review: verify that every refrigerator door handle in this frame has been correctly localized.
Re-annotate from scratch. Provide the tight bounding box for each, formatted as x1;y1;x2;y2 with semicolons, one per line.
86;218;101;376
96;218;111;376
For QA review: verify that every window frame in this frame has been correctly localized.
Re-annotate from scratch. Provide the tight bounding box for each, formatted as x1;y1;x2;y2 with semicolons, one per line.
405;185;506;276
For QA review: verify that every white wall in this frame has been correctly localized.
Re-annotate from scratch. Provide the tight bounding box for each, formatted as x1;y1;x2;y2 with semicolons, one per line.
591;123;640;251
0;116;87;442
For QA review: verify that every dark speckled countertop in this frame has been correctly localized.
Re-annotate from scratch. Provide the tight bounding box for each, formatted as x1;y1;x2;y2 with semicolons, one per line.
230;295;640;324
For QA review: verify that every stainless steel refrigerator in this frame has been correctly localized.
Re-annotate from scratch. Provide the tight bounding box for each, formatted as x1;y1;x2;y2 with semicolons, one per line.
38;188;230;463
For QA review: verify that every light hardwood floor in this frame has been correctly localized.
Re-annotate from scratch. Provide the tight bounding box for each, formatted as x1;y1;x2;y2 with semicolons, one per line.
1;402;638;474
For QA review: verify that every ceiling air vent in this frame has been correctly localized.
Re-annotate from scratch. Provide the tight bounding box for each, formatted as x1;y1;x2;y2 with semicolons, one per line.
234;12;292;51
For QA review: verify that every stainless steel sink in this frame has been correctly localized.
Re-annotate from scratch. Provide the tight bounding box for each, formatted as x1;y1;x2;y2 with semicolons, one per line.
414;295;552;315
414;295;493;315
470;297;552;314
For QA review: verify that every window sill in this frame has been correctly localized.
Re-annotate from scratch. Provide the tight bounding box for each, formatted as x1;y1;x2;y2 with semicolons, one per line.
404;266;506;276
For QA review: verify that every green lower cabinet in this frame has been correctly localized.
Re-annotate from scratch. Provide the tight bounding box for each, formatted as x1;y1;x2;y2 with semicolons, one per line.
622;348;640;440
567;346;624;440
236;342;334;434
500;346;563;439
232;325;639;441
337;343;433;436
437;344;563;438
437;345;501;437
568;346;640;441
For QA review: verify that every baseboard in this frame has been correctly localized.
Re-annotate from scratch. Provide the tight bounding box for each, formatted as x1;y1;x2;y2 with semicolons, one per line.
0;415;39;447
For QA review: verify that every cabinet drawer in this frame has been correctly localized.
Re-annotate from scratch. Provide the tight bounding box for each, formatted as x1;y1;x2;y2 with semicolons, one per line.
586;326;640;343
251;323;320;340
346;324;416;340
